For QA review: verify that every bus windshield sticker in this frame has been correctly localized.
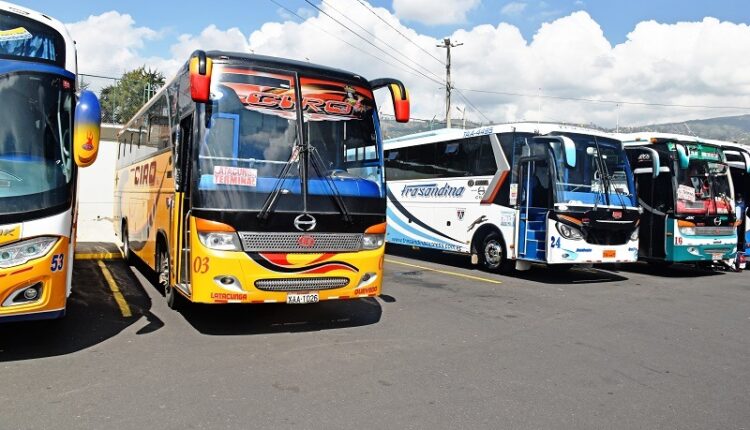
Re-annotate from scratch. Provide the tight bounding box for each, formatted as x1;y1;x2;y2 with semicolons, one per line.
300;76;374;121
213;166;257;187
677;184;695;202
0;27;32;42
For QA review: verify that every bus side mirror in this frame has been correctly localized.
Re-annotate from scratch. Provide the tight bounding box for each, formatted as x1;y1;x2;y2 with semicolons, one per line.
73;90;101;168
675;144;689;169
561;136;576;168
369;78;410;123
742;152;750;174
190;50;213;103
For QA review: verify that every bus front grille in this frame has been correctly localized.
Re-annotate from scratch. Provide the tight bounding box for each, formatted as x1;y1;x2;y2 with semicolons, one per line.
254;277;350;291
239;232;363;252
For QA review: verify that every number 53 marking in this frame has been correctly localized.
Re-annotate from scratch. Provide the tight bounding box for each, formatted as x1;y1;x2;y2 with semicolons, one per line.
50;254;65;272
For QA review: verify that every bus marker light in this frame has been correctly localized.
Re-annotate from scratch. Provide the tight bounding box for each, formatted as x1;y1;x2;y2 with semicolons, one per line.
298;235;315;248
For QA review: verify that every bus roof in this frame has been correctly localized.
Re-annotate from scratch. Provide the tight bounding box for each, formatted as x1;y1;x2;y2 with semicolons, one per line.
618;132;710;146
384;122;617;150
205;51;372;85
0;1;76;73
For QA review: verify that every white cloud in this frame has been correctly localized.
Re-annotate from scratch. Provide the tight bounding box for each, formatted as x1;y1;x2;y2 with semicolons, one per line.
501;2;527;16
392;0;480;25
67;11;161;76
65;3;750;128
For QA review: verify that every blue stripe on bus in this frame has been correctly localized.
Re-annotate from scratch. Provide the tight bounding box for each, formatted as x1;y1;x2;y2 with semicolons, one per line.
198;175;381;197
0;61;74;80
386;206;456;248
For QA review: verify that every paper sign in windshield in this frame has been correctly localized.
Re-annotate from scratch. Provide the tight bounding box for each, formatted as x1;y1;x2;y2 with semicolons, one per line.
0;27;32;42
213;166;257;187
677;184;695;202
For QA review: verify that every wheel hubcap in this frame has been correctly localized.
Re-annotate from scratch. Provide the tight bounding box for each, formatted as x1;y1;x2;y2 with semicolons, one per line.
484;241;502;266
159;252;169;287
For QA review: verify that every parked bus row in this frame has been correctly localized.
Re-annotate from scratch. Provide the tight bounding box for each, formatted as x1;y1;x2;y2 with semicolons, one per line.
2;2;748;323
384;126;745;272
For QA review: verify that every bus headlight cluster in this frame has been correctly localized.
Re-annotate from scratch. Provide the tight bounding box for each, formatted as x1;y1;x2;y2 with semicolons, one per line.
556;223;583;240
362;234;385;250
0;236;58;269
678;226;696;236
198;232;242;251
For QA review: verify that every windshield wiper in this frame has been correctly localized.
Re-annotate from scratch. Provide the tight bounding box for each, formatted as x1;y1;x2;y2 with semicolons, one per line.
309;145;352;223
257;141;301;221
593;137;627;209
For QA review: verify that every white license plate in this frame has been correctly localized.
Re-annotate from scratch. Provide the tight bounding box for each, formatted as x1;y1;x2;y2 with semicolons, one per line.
286;292;319;304
712;253;724;260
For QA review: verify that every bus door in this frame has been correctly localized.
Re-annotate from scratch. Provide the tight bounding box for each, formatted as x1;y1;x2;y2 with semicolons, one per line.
517;157;552;261
627;147;667;259
172;114;194;290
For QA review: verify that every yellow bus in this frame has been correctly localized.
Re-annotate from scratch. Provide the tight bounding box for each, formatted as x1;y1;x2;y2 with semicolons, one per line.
0;2;101;322
114;50;409;309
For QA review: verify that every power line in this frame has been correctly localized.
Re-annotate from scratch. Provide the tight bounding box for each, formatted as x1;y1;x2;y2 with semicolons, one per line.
456;87;750;111
269;0;432;82
300;0;444;86
351;0;445;66
319;0;445;83
454;88;492;123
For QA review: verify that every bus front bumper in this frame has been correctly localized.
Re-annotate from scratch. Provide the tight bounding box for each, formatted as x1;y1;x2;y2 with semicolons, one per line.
0;237;69;322
668;240;736;263
185;246;385;304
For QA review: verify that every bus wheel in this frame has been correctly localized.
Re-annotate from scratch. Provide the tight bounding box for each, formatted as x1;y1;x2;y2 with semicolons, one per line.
158;245;181;310
481;232;505;272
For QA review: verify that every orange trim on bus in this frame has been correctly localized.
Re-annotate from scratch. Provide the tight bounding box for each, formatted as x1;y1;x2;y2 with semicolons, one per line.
365;222;387;234
481;171;509;204
195;218;236;232
677;220;695;227
558;214;583;226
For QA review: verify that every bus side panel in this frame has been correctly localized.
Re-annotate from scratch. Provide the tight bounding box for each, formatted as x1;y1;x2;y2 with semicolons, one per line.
118;151;174;269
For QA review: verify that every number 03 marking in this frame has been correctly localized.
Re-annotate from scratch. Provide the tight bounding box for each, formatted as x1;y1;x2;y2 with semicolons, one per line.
193;256;209;274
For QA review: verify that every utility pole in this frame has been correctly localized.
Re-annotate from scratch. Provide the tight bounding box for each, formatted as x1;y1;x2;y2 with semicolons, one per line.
437;37;462;128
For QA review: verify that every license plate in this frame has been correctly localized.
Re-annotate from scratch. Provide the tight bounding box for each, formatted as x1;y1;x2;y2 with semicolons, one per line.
712;253;724;260
286;292;319;304
603;250;616;258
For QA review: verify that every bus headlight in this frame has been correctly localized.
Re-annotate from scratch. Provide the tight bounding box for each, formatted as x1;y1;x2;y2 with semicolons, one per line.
0;236;58;269
198;232;242;251
679;226;696;236
556;223;583;240
362;234;385;250
630;227;639;241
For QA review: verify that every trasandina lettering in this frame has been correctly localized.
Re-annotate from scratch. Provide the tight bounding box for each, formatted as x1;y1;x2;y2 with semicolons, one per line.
401;183;465;198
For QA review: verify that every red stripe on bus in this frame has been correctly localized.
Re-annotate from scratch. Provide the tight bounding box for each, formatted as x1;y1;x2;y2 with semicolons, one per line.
481;171;508;204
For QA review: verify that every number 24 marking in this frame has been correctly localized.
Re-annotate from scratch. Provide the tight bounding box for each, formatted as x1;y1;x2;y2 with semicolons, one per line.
50;254;64;272
550;236;561;249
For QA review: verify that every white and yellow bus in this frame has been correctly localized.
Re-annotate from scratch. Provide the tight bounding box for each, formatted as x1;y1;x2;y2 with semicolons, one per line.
114;50;409;309
0;1;101;322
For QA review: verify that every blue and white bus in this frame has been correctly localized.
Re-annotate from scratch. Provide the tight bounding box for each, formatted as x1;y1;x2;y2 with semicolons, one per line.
384;123;641;272
0;1;101;322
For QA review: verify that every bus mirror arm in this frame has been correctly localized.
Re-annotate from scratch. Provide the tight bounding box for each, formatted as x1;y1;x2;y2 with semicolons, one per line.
370;78;410;123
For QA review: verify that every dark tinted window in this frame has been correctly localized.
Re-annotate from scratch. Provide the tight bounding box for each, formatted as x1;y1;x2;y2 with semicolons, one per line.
385;135;497;180
0;10;65;66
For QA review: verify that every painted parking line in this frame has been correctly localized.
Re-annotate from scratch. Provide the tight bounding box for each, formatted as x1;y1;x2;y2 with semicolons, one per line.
75;252;122;260
385;258;503;285
97;260;133;318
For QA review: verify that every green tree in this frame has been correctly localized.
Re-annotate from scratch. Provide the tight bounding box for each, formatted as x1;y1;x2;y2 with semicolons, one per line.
100;66;165;124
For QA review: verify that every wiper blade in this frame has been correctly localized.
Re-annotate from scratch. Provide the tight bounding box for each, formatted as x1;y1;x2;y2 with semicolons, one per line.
257;144;300;221
309;146;352;223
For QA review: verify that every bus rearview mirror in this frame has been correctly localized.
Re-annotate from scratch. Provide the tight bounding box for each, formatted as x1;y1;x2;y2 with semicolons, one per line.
73;90;101;168
561;136;576;168
369;78;410;123
675;144;689;169
190;50;213;103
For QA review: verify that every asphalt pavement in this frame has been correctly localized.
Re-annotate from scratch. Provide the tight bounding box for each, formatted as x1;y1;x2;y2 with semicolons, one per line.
1;247;749;429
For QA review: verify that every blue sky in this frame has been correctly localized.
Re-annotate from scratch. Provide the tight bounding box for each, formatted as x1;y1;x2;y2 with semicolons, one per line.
15;0;750;59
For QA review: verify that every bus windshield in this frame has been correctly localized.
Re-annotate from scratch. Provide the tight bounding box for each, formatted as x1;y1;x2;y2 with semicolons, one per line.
0;72;74;217
551;134;636;208
194;66;383;213
675;159;734;216
0;10;65;66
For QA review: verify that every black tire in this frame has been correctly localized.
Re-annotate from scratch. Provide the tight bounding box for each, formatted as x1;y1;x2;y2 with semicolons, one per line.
157;242;182;310
480;231;507;273
122;223;134;263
